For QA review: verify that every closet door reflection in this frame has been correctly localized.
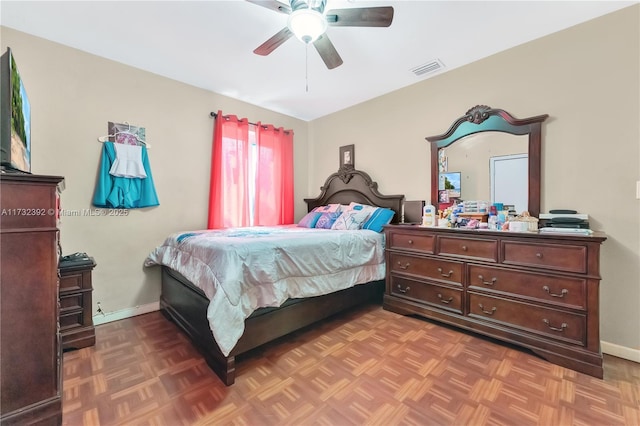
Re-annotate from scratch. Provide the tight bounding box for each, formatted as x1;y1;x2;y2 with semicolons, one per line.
490;153;527;213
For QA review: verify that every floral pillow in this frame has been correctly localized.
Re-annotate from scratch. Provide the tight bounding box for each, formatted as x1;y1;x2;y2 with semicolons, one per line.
297;211;322;228
331;209;371;230
314;212;341;229
346;202;378;217
313;204;342;213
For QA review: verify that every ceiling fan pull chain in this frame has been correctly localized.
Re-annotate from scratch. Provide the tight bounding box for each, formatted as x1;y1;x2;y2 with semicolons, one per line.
305;43;309;93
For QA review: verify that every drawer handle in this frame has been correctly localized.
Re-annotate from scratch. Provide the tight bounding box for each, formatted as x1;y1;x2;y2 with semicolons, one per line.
536;252;543;259
543;319;568;332
478;275;497;286
542;286;568;298
437;267;454;278
396;284;410;294
396;261;410;270
478;304;496;315
407;239;413;244
437;294;453;304
461;245;468;251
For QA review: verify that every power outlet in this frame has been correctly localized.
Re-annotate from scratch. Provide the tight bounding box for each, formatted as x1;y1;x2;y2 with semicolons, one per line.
96;301;105;316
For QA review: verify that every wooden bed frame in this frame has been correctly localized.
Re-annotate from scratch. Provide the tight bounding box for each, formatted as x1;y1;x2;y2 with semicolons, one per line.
159;168;404;385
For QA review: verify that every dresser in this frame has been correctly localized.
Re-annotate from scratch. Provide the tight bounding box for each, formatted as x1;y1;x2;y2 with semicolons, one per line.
0;173;64;425
383;224;607;378
59;259;96;350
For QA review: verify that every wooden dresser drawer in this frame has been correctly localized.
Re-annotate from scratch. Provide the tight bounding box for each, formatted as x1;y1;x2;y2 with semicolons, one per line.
389;253;463;285
390;276;462;314
0;180;57;229
60;312;83;331
59;272;83;292
60;293;83;313
388;230;435;253
437;236;498;262
468;265;586;309
468;293;586;345
502;241;587;273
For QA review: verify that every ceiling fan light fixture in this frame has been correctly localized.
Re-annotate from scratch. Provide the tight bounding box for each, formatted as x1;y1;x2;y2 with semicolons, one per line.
287;8;327;44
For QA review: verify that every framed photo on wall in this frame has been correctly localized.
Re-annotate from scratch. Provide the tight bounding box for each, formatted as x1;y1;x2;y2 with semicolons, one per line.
339;144;355;169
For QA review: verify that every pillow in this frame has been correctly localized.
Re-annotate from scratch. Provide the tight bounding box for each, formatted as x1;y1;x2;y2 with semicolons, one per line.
331;209;371;230
297;211;322;228
314;212;341;229
346;202;378;216
313;204;342;213
361;207;395;232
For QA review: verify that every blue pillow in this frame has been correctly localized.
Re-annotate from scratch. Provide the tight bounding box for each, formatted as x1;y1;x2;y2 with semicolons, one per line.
315;212;341;229
361;208;395;232
298;211;322;228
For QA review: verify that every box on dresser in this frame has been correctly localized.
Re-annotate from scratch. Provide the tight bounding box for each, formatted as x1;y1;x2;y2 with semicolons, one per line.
1;173;64;425
383;224;607;378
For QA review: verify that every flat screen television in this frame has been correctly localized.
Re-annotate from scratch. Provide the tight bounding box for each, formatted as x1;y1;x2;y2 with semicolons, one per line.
1;47;31;173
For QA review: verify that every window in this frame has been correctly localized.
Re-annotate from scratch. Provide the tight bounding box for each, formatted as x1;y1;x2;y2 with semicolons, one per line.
208;112;293;229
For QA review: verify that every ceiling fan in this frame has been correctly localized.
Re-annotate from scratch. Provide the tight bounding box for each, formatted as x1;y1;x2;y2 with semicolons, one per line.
247;0;394;70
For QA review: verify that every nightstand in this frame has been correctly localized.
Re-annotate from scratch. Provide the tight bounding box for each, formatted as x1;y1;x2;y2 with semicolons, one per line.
59;259;97;350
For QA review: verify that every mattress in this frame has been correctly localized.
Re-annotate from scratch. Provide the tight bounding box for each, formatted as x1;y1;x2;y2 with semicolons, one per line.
145;225;386;355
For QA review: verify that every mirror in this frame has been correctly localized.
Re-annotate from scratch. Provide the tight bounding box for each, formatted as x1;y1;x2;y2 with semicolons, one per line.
426;105;548;218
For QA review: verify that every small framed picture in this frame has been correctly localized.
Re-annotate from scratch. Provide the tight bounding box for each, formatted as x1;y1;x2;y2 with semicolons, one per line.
339;144;355;169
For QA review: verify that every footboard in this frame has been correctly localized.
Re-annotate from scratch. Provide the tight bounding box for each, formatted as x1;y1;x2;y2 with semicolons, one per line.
160;266;384;385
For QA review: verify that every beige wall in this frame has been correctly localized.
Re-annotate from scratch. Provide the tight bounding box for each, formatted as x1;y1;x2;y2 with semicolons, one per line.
1;27;309;318
310;6;640;354
2;5;638;356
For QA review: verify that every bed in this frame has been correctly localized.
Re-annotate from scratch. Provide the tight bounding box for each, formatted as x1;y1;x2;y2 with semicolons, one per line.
145;168;404;385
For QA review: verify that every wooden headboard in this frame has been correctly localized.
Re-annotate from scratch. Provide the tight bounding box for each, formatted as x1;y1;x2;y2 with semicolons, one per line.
304;168;405;223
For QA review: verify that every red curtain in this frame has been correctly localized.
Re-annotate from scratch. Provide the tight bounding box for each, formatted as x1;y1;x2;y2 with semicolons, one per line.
207;111;250;229
207;111;294;229
254;123;294;226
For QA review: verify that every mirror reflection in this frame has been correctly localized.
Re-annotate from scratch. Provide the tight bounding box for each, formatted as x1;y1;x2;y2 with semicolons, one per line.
427;105;548;218
438;132;528;213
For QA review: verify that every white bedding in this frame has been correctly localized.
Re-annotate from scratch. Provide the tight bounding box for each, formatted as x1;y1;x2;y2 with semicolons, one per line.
144;225;386;356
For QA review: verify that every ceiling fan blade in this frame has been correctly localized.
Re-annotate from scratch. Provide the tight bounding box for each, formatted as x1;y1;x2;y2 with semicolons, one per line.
325;6;394;27
254;27;294;56
245;0;291;15
313;34;343;69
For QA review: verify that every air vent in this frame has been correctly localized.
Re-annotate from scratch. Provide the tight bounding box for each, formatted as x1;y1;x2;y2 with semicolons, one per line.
410;59;445;77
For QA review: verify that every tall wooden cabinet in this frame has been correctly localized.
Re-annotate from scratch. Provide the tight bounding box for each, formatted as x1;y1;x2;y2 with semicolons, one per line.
0;173;64;425
383;224;606;378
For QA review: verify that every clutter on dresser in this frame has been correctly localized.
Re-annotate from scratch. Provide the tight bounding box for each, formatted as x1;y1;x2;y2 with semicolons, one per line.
539;209;592;235
506;211;539;232
539;209;590;228
421;203;437;226
402;200;425;224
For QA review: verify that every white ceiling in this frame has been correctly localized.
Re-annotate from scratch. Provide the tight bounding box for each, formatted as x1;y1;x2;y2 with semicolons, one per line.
1;1;635;121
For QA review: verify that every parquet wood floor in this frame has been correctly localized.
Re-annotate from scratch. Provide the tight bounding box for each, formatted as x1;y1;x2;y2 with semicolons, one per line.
62;305;640;426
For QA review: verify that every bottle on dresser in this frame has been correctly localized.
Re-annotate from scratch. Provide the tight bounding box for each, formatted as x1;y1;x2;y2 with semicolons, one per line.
422;203;436;226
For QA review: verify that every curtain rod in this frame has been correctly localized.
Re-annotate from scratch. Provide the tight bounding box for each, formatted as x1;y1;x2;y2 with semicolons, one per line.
209;112;291;135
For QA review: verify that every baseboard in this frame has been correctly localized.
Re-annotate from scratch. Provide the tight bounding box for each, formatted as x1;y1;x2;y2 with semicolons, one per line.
601;341;640;363
93;302;160;326
90;304;640;365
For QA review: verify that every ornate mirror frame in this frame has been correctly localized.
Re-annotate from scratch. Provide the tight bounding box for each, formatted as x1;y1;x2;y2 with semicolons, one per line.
426;105;549;218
